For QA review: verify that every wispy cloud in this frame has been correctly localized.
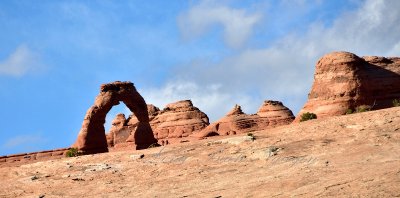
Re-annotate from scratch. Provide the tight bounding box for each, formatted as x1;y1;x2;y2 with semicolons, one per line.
0;45;43;77
2;134;46;150
141;81;254;122
178;0;262;49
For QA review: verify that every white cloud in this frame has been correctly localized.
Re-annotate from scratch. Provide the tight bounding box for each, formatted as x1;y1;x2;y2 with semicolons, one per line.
108;0;400;124
178;0;262;48
171;0;400;118
140;81;255;122
2;135;46;149
0;45;43;77
318;0;400;55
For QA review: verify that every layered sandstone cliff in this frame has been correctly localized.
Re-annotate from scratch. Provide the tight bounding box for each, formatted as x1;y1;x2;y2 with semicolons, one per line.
296;51;400;121
195;100;294;138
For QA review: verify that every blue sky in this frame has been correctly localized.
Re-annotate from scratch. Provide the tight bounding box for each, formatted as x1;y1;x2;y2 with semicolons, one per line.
1;0;399;155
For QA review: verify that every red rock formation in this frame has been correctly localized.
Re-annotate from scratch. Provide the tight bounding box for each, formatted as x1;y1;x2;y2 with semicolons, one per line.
195;100;294;138
106;100;209;147
257;100;295;126
106;113;131;148
296;51;400;121
146;104;161;119
73;81;157;154
196;105;258;137
151;100;209;141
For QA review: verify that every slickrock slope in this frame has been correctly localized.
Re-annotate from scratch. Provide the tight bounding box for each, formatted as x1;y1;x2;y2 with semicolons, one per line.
196;100;294;138
1;107;399;197
296;51;400;121
73;81;157;154
107;100;209;147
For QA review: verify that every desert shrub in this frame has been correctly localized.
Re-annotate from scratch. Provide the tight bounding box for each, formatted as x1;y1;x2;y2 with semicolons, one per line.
148;143;161;149
65;148;80;157
163;107;171;111
355;105;371;113
247;132;256;141
393;99;400;107
345;109;353;115
300;112;317;122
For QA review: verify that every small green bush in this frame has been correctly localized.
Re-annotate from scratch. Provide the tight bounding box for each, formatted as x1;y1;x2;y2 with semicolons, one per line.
247;132;256;141
355;105;371;113
148;143;160;149
300;112;317;122
393;99;400;107
345;109;353;115
65;148;80;157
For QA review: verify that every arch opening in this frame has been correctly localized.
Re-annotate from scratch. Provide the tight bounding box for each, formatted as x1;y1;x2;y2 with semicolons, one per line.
105;103;130;133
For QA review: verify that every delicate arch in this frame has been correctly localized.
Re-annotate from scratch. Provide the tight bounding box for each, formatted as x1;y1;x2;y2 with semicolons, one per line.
73;81;157;154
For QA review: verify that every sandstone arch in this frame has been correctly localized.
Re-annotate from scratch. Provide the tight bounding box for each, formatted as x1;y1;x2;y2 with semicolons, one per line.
73;81;157;154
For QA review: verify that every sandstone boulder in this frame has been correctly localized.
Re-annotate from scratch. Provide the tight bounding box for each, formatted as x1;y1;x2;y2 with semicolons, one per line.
296;51;400;121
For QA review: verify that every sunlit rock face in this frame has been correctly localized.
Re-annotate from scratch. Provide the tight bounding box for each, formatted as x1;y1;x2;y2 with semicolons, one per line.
295;51;400;121
107;100;209;147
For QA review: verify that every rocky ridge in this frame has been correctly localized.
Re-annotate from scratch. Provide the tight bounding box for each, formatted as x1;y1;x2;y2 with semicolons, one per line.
195;100;295;138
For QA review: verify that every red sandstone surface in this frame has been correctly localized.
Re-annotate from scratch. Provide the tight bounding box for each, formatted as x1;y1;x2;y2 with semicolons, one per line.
1;107;399;197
